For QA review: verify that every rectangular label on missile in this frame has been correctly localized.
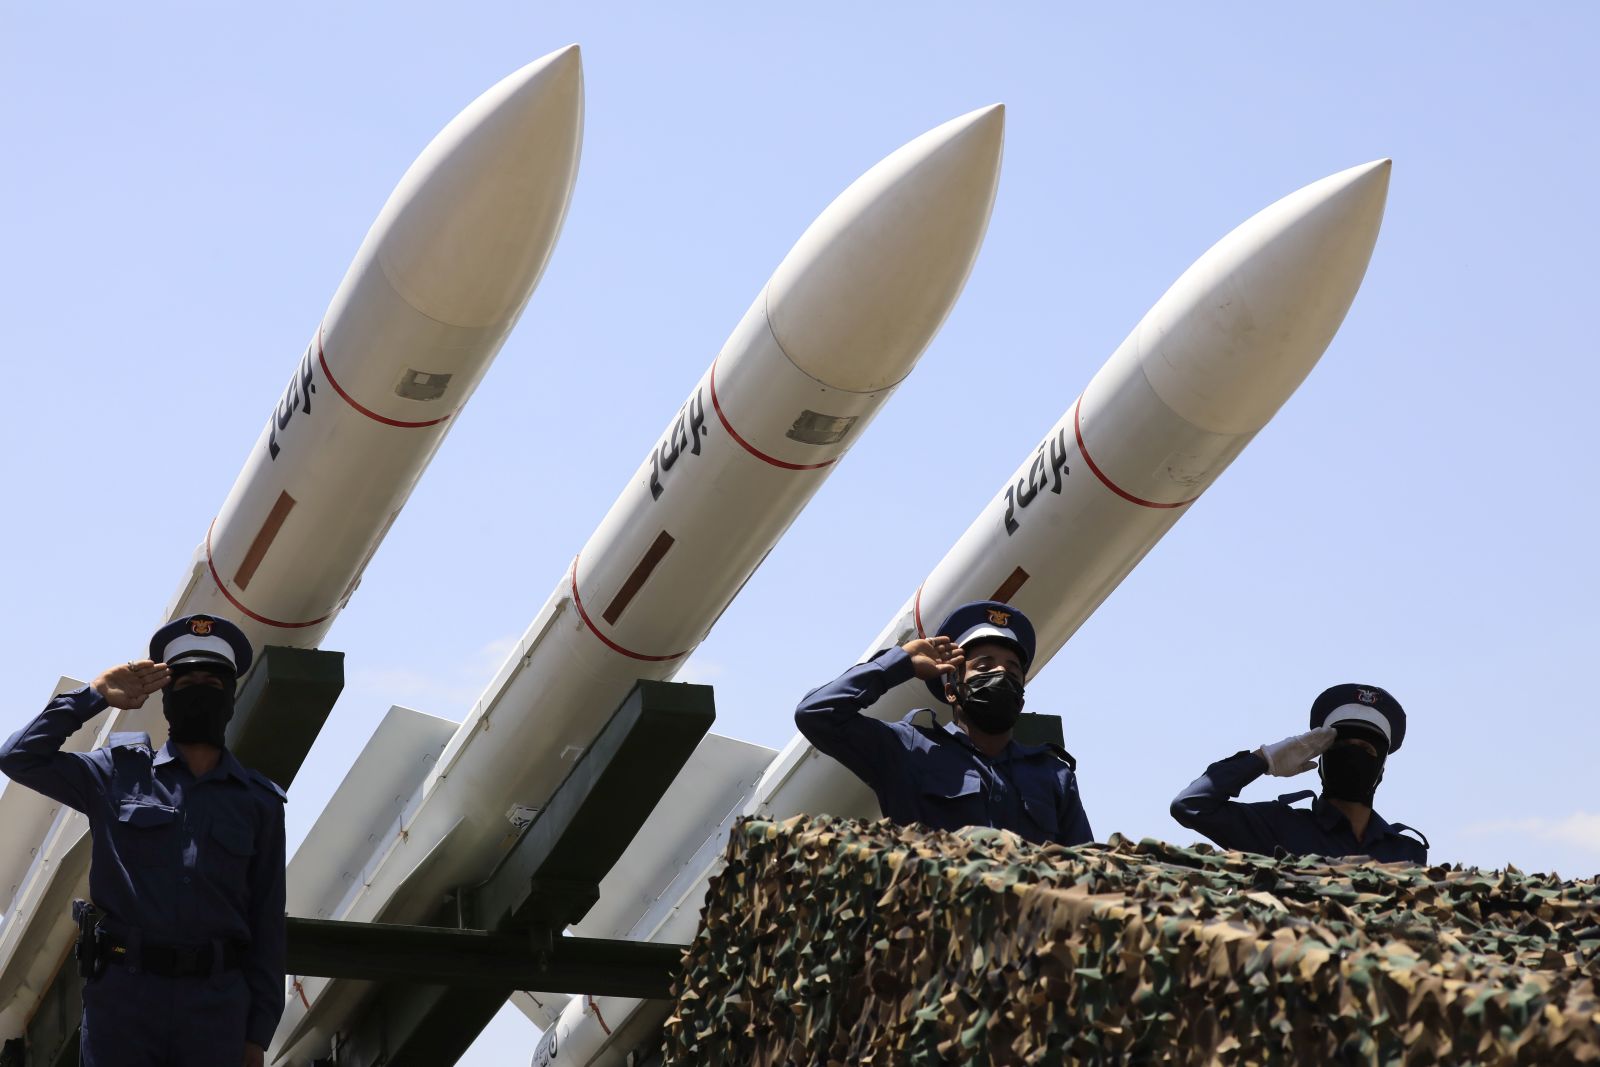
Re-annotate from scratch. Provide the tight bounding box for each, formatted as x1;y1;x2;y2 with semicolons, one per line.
786;410;858;446
395;369;452;402
234;490;297;590
990;566;1030;604
602;530;676;626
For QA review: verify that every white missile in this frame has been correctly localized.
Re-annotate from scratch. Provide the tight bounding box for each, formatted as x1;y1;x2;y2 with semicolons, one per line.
540;159;1392;1065
814;159;1395;728
171;44;583;656
0;48;583;1043
274;105;1006;1061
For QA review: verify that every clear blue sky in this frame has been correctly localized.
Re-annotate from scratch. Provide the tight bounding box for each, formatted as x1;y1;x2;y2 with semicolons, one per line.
4;5;1596;1062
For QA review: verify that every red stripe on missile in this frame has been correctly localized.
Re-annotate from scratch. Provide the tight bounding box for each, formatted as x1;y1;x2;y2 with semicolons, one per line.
569;557;688;662
913;584;928;639
1072;395;1198;510
708;359;836;472
204;520;330;629
317;337;451;429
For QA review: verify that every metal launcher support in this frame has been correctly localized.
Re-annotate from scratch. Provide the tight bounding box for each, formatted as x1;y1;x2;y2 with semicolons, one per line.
290;678;715;1067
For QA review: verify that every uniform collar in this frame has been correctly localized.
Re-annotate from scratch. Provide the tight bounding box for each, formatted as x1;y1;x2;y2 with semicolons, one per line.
1312;794;1397;844
153;741;250;784
902;708;1040;761
942;718;1024;760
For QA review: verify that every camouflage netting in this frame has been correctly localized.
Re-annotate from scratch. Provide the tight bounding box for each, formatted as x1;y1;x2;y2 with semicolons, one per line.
661;816;1600;1066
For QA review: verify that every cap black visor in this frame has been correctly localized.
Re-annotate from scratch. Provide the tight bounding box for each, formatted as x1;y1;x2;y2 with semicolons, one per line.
167;652;237;677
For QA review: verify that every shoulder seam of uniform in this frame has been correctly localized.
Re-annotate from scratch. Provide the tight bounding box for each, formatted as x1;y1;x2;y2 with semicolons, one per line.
1041;743;1077;771
909;722;962;749
1388;821;1430;849
247;768;287;801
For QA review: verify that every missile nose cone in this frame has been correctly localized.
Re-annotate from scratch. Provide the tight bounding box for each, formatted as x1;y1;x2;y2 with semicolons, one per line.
372;44;584;329
765;103;1005;393
1139;158;1391;435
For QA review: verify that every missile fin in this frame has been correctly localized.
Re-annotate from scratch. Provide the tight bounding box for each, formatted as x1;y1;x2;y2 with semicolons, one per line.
287;705;458;922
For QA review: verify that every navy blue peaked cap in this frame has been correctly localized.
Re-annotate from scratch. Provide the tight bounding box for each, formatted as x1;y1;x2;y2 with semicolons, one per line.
149;614;253;677
919;601;1036;703
936;600;1036;670
1309;683;1406;754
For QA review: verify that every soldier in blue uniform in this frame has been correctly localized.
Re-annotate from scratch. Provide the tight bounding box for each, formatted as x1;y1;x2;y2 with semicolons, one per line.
795;601;1092;846
1169;683;1427;863
0;615;287;1067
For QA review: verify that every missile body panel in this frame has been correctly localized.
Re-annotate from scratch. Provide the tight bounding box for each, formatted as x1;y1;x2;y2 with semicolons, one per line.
540;160;1393;1065
273;106;1006;1060
0;50;583;1044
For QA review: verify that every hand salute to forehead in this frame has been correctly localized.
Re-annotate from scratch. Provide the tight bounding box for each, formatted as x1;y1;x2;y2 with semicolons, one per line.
92;660;172;710
902;636;965;682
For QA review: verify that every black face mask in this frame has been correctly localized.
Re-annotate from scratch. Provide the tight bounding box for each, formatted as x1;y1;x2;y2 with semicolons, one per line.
959;671;1025;735
164;684;234;747
1319;743;1384;806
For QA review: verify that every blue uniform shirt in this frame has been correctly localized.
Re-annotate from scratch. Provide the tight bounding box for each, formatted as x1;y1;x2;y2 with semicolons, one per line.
1170;750;1427;864
795;648;1093;846
0;686;288;1047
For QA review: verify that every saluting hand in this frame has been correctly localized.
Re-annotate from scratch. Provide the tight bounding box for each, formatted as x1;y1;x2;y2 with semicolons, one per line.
1257;726;1338;776
901;636;965;700
92;660;171;710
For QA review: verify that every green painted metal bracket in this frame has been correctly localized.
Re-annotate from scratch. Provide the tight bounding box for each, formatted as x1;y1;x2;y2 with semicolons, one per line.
228;645;346;788
286;918;682;998
1013;711;1065;750
465;678;716;932
310;678;714;1066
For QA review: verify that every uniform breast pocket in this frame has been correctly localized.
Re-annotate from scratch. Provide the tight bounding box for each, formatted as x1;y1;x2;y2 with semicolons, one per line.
1019;787;1060;843
114;801;181;867
204;817;257;881
915;765;988;832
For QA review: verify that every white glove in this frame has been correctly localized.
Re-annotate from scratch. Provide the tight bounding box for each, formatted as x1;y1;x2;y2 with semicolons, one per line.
1257;726;1337;776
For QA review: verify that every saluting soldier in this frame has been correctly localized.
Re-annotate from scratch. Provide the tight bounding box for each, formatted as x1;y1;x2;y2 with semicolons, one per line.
795;601;1092;846
1170;683;1428;863
0;615;287;1067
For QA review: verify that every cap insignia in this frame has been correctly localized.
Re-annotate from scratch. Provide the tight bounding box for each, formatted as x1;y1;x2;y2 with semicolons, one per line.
986;608;1011;627
1357;687;1378;705
190;618;213;636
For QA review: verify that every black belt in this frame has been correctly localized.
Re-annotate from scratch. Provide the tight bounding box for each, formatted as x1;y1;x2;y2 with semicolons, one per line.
102;935;245;978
